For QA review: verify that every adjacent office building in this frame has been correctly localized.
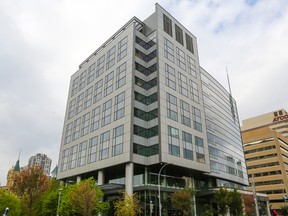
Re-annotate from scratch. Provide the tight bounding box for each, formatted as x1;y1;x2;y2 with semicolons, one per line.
58;4;248;215
28;153;52;175
242;109;288;210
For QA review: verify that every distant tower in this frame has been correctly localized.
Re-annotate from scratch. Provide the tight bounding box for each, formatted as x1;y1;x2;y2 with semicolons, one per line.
28;153;52;175
6;152;21;189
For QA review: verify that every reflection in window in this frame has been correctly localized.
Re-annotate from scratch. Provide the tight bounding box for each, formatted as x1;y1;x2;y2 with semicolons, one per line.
100;131;110;160
168;126;180;156
113;125;124;156
88;136;98;163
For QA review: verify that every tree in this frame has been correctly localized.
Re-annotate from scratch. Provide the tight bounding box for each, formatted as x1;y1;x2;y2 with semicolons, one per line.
214;187;230;216
10;166;50;215
0;189;21;216
228;189;243;216
171;187;196;216
242;194;254;216
203;204;215;216
59;178;109;216
114;192;142;216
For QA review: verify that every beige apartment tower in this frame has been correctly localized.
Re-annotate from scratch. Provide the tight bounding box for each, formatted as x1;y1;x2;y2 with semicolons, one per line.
242;109;288;210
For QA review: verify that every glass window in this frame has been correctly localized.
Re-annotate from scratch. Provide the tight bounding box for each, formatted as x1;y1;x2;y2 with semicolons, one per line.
190;80;199;103
164;38;174;62
192;107;202;132
84;86;93;109
81;112;90;136
175;24;183;45
167;93;178;122
186;33;194;54
72;117;81;140
134;125;158;138
135;62;157;76
88;136;98;163
135;92;157;105
67;99;76;119
79;70;86;90
165;64;176;90
134;108;158;121
116;62;126;89
78;141;87;166
163;14;172;36
87;63;95;84
75;93;84;114
114;92;125;120
133;143;159;156
69;145;78;169
113;125;124;156
180;100;191;127
176;47;186;70
187;55;196;77
102;99;112;126
99;131;110;160
106;46;116;70
93;79;103;103
64;122;73;144
60;149;69;171
195;136;205;163
96;55;105;77
118;37;127;61
178;72;188;96
183;131;193;160
168;126;180;156
104;71;114;96
135;77;157;90
90;106;100;132
71;77;79;96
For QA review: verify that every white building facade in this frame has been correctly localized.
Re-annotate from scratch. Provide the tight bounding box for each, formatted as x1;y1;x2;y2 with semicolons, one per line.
58;4;248;215
28;153;52;175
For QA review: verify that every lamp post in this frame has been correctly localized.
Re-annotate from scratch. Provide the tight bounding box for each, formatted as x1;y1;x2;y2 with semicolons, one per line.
158;163;172;216
56;188;63;216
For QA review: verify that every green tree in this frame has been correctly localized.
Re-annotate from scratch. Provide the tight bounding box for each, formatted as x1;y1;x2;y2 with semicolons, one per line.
10;166;50;215
228;189;243;216
59;178;109;216
215;187;230;216
171;187;196;216
0;189;21;216
280;205;288;216
203;204;215;216
114;192;142;216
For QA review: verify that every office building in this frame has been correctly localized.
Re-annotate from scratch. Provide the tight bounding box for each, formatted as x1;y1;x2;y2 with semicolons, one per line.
28;153;52;175
58;4;248;215
242;110;288;210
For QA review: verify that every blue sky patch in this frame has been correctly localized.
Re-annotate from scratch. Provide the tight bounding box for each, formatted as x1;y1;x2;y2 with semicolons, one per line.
245;0;258;6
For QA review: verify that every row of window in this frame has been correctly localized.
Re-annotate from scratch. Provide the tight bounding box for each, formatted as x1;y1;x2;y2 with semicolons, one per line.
210;160;244;178
71;37;128;97
166;92;202;131
61;125;125;172
244;145;276;154
168;125;205;162
163;14;194;54
209;145;243;166
135;36;156;50
135;49;157;62
164;38;197;77
165;63;199;103
68;63;127;119
64;92;125;144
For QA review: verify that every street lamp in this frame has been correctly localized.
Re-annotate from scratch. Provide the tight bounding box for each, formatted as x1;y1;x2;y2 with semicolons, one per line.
158;163;172;216
56;188;63;216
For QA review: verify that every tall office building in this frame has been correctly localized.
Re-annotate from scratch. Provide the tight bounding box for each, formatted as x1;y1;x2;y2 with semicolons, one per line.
242;109;288;211
58;4;248;215
28;153;52;175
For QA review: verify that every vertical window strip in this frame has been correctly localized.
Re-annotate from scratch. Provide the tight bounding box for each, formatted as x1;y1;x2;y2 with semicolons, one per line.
90;106;101;132
102;99;112;126
176;47;186;70
178;72;188;96
192;107;202;132
96;55;105;77
72;118;81;140
87;63;95;84
75;93;84;114
186;33;194;54
106;46;116;70
61;149;69;171
116;62;126;89
71;77;79;96
64;123;73;144
81;112;90;136
167;93;178;122
93;79;103;103
78;141;87;166
79;70;86;90
164;38;174;62
100;131;110;160
190;80;199;103
180;100;191;127
175;24;183;45
84;86;93;109
118;37;128;61
165;64;176;90
69;145;78;169
187;56;197;77
114;92;125;120
113;125;124;156
163;14;173;36
104;71;114;96
88;136;98;163
168;126;180;156
182;131;193;160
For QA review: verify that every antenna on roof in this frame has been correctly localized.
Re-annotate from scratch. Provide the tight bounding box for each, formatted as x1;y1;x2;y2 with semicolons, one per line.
226;66;232;96
226;67;236;122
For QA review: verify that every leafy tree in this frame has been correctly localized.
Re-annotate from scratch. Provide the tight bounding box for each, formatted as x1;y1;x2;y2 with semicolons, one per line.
214;187;230;216
242;194;254;216
280;205;288;216
228;189;243;216
114;192;142;216
203;204;215;216
171;187;196;216
0;189;21;216
59;178;109;216
10;166;50;215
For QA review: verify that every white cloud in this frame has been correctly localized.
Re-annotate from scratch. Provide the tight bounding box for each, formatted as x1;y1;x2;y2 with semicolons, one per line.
0;0;288;185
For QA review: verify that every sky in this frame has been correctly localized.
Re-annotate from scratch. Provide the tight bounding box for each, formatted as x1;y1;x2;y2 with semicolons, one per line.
0;0;288;185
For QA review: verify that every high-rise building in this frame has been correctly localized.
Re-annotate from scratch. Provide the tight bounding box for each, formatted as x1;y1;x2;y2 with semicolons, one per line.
58;4;249;215
242;109;288;211
28;153;52;175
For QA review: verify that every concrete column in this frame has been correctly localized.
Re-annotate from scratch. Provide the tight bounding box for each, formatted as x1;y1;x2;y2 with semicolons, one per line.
98;169;104;185
125;162;134;195
76;176;81;183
